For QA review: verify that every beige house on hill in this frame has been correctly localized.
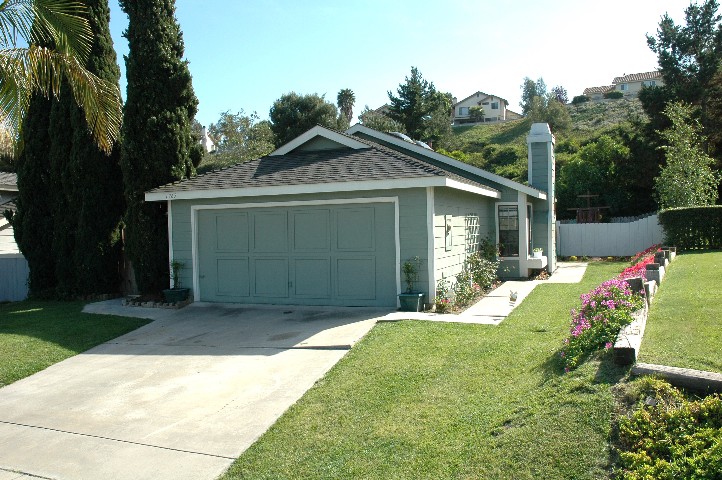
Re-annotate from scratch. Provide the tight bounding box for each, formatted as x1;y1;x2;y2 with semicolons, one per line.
452;91;522;125
583;71;663;100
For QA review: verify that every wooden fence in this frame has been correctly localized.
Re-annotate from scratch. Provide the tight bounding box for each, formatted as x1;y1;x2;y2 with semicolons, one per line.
556;214;664;257
0;254;29;301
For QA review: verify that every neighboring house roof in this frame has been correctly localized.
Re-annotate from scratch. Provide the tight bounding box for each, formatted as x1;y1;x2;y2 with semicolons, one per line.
347;124;547;200
613;71;662;84
0;198;17;216
583;85;614;95
454;91;509;107
0;172;18;191
146;125;501;201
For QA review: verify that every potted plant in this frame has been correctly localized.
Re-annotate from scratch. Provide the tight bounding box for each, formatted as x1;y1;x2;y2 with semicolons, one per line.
398;256;425;312
163;259;190;303
532;247;543;259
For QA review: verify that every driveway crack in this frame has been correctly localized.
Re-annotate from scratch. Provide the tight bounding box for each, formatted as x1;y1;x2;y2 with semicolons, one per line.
0;420;235;460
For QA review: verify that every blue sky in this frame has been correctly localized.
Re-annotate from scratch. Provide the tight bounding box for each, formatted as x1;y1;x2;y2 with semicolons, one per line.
107;0;692;129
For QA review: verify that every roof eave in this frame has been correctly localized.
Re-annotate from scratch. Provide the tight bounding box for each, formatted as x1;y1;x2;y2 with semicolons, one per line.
145;177;500;202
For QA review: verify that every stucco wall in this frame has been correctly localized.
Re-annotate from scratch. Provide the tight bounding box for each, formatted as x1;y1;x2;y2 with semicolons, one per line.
168;187;430;301
454;92;507;121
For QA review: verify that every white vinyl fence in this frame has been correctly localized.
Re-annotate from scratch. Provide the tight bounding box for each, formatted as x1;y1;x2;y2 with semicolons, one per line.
556;214;664;257
0;254;29;301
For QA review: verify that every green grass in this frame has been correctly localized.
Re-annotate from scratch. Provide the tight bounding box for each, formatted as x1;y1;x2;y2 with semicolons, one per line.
638;251;722;374
0;300;150;387
222;262;630;480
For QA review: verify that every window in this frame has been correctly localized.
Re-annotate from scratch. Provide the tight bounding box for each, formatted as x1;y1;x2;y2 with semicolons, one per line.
619;83;627;91
491;102;499;110
643;80;656;87
459;107;469;116
498;205;519;257
481;101;489;106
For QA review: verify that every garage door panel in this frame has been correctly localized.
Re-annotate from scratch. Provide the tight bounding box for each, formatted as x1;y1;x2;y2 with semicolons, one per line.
216;258;249;297
292;210;330;252
253;258;289;298
336;207;375;251
216;213;249;252
253;212;288;253
336;257;376;299
293;258;330;298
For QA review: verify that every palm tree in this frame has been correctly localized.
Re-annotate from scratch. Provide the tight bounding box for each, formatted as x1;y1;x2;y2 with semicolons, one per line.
337;88;355;125
0;0;121;154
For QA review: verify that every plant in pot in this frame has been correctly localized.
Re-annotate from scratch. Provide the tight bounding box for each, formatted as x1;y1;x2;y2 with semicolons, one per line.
398;256;425;312
532;247;543;259
163;260;190;303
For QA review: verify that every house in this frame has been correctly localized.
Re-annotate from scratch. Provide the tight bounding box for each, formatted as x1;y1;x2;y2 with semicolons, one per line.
583;71;663;100
145;123;556;308
452;91;523;125
0;172;28;302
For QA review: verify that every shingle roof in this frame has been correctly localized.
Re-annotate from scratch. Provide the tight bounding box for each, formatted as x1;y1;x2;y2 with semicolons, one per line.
613;71;661;84
583;85;614;95
0;172;17;188
147;138;497;195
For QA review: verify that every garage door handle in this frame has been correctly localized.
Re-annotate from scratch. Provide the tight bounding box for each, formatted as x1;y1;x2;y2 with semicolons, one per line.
199;274;205;279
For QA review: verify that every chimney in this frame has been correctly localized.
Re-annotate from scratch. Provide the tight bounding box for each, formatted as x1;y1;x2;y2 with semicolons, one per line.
526;123;556;273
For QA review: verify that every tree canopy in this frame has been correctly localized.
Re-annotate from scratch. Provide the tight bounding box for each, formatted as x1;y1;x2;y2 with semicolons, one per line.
337;88;355;126
269;92;343;147
199;110;274;173
387;67;452;145
654;102;720;209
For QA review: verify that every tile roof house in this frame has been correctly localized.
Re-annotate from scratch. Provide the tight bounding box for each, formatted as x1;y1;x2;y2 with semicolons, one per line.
583;71;663;100
452;91;523;125
146;124;557;308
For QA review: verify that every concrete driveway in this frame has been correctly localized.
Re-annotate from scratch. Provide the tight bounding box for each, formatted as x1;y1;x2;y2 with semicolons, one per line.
0;302;387;480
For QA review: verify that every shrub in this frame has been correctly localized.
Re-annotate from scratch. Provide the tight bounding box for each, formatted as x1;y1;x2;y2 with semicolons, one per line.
617;379;722;479
659;206;722;250
434;278;452;313
571;95;590;105
604;91;624;99
560;278;645;371
452;269;478;307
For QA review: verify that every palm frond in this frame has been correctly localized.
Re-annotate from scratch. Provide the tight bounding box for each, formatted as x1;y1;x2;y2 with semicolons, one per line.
0;45;121;154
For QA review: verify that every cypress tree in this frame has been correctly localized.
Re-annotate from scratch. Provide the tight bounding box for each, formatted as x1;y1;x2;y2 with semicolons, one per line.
67;0;125;295
13;95;57;295
120;0;202;293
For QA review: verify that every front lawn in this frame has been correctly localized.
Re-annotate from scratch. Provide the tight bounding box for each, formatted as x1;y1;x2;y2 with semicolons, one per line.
222;262;629;479
0;300;149;387
638;251;722;374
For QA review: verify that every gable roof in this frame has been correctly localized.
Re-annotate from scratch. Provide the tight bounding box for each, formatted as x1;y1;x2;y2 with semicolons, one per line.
145;126;501;202
613;71;661;84
454;91;509;107
583;85;614;95
346;124;547;200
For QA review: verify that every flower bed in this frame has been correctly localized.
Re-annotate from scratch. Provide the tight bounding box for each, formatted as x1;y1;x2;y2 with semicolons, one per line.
561;278;645;371
619;245;661;280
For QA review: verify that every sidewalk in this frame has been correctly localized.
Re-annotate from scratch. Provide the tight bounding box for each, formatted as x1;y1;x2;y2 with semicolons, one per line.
381;262;588;325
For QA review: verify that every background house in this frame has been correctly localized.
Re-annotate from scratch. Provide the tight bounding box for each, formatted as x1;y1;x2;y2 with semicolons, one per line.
583;71;663;100
452;91;522;125
146;123;556;309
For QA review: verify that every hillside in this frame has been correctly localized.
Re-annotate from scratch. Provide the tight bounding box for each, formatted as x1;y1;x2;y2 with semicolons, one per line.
440;98;647;184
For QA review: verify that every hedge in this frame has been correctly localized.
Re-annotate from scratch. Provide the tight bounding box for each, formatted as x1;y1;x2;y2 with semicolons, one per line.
658;206;722;250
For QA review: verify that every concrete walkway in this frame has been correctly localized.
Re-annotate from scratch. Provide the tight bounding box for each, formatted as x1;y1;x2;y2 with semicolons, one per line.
382;262;588;325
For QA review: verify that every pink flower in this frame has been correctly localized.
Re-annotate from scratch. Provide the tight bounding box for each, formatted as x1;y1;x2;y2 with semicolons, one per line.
605;342;613;350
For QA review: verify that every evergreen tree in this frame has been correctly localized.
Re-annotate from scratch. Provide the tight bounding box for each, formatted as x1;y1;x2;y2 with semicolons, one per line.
120;0;202;293
269;92;342;147
12;96;56;295
68;0;125;294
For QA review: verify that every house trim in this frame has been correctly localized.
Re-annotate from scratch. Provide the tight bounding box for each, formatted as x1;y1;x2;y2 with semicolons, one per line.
167;200;174;288
426;186;436;304
270;125;370;156
189;196;402;304
347;124;547;200
145;177;499;202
